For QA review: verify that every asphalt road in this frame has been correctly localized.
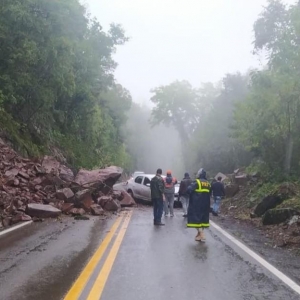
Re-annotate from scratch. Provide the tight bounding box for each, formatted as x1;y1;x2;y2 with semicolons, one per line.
0;208;300;300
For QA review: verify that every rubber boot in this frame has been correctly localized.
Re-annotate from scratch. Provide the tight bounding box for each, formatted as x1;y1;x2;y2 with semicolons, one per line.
195;229;201;241
199;229;206;242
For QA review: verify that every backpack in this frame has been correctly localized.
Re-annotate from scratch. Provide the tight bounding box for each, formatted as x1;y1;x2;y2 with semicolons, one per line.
165;176;173;185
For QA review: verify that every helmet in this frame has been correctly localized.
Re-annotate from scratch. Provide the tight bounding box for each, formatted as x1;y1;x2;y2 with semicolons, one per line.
197;168;206;179
166;170;172;175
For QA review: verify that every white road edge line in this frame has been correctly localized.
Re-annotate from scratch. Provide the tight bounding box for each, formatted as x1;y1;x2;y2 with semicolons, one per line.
0;221;33;237
210;220;300;295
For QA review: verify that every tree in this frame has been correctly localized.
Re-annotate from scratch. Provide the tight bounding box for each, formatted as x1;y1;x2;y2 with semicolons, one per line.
150;80;202;143
150;75;251;175
0;0;132;170
234;0;300;175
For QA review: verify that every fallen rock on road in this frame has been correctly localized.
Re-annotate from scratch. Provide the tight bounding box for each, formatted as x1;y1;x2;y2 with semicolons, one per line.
26;203;61;218
0;139;126;230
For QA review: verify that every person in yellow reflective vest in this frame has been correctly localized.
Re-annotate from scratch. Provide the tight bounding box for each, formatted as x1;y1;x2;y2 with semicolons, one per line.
186;168;211;242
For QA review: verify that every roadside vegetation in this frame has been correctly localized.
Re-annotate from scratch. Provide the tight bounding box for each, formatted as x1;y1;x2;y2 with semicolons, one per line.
149;0;300;243
0;0;132;169
151;0;300;181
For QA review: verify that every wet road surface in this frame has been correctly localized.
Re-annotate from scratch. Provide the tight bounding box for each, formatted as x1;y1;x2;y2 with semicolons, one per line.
0;208;300;300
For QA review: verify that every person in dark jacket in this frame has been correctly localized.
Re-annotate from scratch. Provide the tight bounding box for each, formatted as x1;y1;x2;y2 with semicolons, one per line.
150;168;165;226
211;176;225;216
187;168;211;242
178;172;192;217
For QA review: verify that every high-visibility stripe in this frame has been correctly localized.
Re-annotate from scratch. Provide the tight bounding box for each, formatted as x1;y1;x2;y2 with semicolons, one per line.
194;179;210;193
187;223;210;228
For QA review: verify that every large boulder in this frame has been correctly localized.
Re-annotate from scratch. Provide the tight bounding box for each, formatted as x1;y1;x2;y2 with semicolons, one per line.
104;199;121;211
119;191;136;207
98;196;120;211
225;184;239;198
26;203;61;218
74;166;122;194
98;196;112;207
262;208;299;225
253;195;283;217
75;189;93;212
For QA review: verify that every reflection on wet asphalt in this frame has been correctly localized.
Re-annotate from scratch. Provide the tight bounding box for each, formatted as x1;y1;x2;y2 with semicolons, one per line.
101;209;299;300
0;209;299;300
0;216;113;300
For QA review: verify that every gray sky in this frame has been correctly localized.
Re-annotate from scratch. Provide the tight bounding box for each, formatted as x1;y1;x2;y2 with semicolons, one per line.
84;0;295;103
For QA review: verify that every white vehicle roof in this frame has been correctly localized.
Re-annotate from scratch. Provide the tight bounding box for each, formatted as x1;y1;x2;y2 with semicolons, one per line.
134;174;167;179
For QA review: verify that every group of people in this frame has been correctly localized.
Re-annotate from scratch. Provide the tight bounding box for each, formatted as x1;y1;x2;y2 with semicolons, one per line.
150;168;225;242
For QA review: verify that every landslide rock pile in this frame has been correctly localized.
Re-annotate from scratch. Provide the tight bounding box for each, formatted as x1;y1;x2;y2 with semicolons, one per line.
0;139;135;229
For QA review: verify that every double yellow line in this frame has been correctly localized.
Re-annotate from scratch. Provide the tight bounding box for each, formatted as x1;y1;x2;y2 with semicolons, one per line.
64;210;133;300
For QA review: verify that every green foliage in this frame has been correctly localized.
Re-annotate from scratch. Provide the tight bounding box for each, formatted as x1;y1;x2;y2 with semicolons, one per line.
150;80;203;143
0;0;132;170
234;1;300;177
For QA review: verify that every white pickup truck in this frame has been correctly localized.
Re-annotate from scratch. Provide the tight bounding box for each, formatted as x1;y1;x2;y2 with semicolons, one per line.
113;173;180;204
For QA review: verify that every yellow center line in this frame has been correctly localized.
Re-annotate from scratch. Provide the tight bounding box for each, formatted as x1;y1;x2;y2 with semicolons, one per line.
64;213;125;300
87;210;133;300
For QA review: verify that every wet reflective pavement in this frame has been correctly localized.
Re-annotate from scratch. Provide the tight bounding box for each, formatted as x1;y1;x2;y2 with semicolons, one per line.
0;209;299;300
0;216;114;300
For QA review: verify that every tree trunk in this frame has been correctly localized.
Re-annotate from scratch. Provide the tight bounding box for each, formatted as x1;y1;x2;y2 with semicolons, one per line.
284;134;293;175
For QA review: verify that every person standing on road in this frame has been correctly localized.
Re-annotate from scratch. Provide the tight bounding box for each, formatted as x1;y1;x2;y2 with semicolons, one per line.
178;172;192;217
211;176;225;216
163;170;177;217
150;169;165;226
187;168;211;242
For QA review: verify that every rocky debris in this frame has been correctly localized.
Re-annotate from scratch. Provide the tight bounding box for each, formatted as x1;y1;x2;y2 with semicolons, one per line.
59;165;75;182
288;215;299;226
42;156;60;175
74;166;122;193
234;174;248;186
2;217;12;228
97;196;111;207
0;141;125;229
262;208;299;225
220;165;300;249
11;212;31;224
75;189;91;202
61;203;74;214
74;189;93;212
225;184;239;198
104;199;121;211
254;195;283;217
275;182;297;199
97;195;120;211
70;208;86;216
74;215;90;220
26;203;61;218
91;204;104;216
56;188;74;202
119;191;136;207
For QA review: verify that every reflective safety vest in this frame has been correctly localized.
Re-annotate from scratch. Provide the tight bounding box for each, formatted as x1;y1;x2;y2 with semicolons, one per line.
195;179;210;193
